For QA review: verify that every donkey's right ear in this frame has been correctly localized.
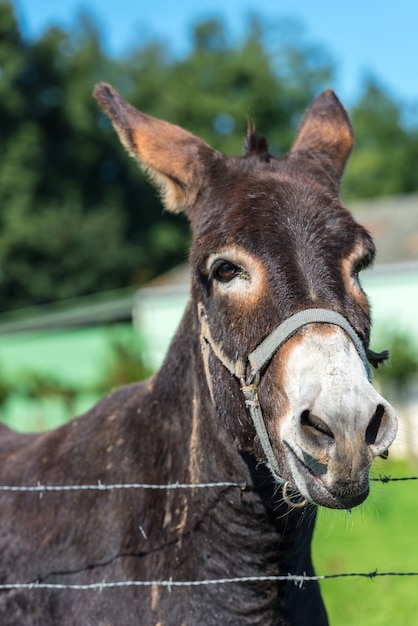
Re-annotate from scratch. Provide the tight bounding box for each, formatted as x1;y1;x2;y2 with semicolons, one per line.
290;89;354;185
94;83;221;215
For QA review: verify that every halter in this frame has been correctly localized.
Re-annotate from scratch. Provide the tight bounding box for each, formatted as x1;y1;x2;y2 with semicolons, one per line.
198;304;373;492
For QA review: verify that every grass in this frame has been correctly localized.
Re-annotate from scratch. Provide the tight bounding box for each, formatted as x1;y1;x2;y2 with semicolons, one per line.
312;458;418;625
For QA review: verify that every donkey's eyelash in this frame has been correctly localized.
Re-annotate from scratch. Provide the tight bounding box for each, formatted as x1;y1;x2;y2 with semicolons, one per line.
353;251;374;276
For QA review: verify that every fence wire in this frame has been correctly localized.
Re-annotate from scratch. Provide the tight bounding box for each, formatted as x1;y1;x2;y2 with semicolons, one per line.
0;474;416;493
0;474;417;592
371;474;418;483
0;480;246;493
2;571;418;593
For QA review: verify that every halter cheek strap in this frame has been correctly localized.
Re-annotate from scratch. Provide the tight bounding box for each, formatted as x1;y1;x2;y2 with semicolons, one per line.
198;304;374;486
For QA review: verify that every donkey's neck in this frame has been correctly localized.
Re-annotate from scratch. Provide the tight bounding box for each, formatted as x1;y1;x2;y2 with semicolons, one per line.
152;300;253;484
148;302;325;625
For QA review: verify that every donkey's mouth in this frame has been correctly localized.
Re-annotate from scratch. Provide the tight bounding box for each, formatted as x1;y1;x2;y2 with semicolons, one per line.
284;443;369;510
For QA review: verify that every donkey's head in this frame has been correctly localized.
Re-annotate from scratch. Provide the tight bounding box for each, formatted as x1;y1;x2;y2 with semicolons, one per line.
95;84;397;510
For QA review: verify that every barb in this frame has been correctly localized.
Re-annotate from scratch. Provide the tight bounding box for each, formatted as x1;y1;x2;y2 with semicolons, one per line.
2;571;418;592
0;480;247;493
371;475;418;484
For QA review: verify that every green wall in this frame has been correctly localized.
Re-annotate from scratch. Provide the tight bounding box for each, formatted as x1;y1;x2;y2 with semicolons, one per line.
0;324;135;432
363;269;418;343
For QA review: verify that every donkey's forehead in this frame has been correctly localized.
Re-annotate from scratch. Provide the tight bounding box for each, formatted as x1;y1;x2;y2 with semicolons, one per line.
199;158;342;223
193;167;371;256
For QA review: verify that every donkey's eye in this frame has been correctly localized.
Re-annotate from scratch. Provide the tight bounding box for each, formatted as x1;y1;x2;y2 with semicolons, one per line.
212;261;242;283
353;253;372;278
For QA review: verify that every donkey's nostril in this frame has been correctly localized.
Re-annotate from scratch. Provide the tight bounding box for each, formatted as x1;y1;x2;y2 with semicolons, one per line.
300;409;334;440
365;404;385;446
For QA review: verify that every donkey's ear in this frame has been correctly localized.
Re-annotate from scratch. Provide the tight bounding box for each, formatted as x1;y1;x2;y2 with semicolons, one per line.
290;89;354;181
94;83;220;214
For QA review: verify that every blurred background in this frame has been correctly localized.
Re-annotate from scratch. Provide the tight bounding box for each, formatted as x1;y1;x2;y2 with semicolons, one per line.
0;2;418;621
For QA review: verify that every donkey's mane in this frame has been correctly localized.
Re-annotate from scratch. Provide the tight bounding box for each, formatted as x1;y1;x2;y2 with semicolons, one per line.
244;129;271;161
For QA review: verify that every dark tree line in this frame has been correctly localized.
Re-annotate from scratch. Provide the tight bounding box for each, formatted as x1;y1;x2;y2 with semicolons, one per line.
1;1;417;311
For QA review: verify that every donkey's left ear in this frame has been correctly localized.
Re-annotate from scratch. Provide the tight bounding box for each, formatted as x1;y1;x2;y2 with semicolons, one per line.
290;89;354;182
94;83;221;215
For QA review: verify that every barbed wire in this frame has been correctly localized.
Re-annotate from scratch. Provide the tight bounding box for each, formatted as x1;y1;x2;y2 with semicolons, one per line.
371;474;418;483
0;480;247;493
0;474;416;493
1;570;418;593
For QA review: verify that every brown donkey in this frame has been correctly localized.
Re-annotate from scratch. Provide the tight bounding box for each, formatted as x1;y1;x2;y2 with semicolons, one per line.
0;86;397;625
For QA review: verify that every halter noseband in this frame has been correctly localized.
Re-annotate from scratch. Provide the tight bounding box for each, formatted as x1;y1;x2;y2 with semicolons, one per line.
198;305;373;490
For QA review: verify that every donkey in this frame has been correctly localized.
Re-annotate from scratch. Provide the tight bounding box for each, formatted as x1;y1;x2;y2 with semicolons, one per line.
0;85;397;625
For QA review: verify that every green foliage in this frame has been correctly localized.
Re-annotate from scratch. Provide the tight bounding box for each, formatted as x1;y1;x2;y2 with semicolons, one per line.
19;371;79;412
124;16;334;156
0;2;337;311
373;328;418;392
1;2;418;311
343;79;418;200
97;331;152;392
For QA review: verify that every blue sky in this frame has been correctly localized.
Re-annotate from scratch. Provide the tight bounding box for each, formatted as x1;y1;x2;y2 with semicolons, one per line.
11;0;418;108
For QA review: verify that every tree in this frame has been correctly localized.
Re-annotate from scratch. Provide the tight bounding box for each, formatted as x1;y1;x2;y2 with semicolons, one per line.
0;5;338;310
342;78;418;199
0;3;139;308
1;2;418;312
